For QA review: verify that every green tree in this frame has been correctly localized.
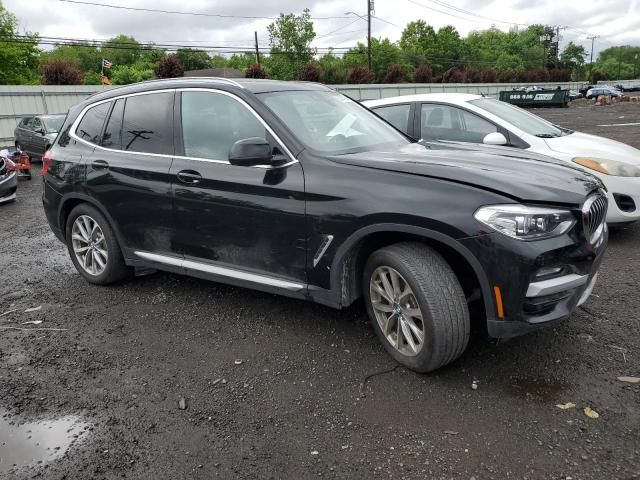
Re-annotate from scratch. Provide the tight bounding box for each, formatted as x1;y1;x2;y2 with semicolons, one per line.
317;52;347;84
0;2;40;84
227;52;257;71
210;55;229;68
110;64;154;85
495;52;524;73
266;8;316;80
42;44;102;74
399;20;437;66
84;71;102;85
176;48;212;71
101;34;143;67
560;41;586;80
345;38;407;82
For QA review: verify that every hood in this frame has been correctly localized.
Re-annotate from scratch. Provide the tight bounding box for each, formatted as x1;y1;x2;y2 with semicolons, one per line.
329;143;602;206
544;131;640;165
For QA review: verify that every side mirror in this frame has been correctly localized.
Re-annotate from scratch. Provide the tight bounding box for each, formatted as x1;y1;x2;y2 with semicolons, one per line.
37;128;45;135
483;132;508;146
229;137;273;167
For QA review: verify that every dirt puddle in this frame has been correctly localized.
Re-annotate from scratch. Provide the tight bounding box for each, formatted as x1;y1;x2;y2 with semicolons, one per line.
0;410;89;474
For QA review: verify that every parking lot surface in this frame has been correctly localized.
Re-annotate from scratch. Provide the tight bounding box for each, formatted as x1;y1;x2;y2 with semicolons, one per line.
1;102;639;479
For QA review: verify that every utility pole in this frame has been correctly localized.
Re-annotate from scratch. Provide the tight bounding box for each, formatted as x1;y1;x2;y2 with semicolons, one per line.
555;26;567;67
254;31;260;65
587;35;600;79
367;0;373;72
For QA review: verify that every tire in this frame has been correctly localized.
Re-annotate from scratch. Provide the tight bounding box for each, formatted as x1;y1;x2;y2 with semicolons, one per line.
14;141;20;150
363;242;470;372
65;203;132;285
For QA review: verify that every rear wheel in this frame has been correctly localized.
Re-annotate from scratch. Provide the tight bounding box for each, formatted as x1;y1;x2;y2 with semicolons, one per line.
65;204;132;284
363;242;470;372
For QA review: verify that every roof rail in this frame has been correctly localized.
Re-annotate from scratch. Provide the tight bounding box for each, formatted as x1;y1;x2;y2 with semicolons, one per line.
190;77;245;88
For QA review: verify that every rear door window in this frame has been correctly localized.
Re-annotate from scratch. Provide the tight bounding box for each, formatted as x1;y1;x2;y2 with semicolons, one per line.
101;99;124;149
122;92;174;155
373;104;411;133
76;102;111;145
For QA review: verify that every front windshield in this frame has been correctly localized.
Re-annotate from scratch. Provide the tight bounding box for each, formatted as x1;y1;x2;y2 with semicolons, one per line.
469;98;565;138
44;116;64;133
259;90;411;154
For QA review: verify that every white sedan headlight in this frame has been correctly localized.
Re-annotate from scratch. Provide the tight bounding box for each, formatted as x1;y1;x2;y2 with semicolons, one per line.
474;205;576;241
573;157;640;177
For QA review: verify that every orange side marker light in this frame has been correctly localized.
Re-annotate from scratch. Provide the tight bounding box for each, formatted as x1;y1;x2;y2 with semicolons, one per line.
493;286;505;319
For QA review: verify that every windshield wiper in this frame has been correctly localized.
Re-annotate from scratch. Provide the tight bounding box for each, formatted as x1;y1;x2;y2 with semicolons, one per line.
534;133;561;138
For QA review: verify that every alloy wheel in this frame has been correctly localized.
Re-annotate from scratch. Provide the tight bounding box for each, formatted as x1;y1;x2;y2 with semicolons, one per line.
369;266;425;356
71;215;108;276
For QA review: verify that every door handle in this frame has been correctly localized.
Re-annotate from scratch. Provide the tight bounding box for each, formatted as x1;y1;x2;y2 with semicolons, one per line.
177;170;202;184
92;159;109;169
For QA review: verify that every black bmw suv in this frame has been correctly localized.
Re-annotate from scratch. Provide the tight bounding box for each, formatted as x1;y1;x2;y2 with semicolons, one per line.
43;78;608;372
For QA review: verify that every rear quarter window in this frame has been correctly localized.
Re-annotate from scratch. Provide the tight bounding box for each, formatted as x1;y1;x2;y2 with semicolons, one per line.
76;102;111;145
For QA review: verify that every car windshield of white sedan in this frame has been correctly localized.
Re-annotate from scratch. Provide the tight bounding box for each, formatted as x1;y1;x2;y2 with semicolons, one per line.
469;98;566;138
260;91;410;154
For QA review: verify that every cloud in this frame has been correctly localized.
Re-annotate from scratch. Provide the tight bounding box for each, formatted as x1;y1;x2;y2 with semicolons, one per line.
5;0;639;58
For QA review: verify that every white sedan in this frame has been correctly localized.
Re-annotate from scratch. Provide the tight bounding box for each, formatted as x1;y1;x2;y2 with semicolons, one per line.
364;94;640;224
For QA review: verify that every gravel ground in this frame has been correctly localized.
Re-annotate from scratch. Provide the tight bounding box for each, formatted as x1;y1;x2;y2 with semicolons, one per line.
1;102;639;480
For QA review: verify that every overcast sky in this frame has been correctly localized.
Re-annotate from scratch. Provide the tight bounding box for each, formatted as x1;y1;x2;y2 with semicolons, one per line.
6;0;640;58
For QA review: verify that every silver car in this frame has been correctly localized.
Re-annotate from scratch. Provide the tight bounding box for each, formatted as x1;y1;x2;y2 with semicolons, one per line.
14;115;65;158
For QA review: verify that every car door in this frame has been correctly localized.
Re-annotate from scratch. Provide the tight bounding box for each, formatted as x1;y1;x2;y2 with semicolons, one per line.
83;91;176;257
170;88;307;285
418;103;502;144
19;118;36;153
29;117;48;157
15;118;32;150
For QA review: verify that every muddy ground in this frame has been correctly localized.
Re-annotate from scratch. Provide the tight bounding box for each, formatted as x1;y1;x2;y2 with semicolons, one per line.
1;102;639;479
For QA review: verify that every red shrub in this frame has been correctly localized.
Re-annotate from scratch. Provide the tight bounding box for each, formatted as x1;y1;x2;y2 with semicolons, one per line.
245;64;268;79
442;67;466;83
296;63;321;82
413;64;432;83
154;55;184;79
41;60;83;85
481;69;497;83
383;64;405;83
346;66;374;84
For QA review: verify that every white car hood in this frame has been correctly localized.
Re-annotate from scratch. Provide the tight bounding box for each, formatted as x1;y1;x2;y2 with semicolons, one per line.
544;131;640;165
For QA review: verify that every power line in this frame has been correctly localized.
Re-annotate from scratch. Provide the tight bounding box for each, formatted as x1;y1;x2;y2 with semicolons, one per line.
57;0;347;20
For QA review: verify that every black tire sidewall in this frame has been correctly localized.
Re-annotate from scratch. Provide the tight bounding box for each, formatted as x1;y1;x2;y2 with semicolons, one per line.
65;204;127;284
363;249;440;372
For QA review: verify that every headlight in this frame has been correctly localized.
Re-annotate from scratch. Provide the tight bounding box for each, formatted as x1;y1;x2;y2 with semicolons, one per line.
573;157;640;177
474;205;576;241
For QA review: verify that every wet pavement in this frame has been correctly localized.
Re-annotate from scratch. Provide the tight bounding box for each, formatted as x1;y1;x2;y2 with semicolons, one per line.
0;102;639;479
0;411;89;475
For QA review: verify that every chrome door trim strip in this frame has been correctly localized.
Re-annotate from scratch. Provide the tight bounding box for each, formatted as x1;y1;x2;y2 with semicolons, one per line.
134;251;305;292
68;87;298;169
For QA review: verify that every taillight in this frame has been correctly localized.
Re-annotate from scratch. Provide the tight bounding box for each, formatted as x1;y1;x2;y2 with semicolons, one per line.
42;149;52;176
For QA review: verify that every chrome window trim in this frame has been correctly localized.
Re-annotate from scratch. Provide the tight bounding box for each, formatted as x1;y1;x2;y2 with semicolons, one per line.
134;251;305;292
68;87;298;169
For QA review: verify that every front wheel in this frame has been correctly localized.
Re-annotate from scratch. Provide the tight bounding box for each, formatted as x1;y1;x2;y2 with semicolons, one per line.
363;242;470;372
65;204;132;284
